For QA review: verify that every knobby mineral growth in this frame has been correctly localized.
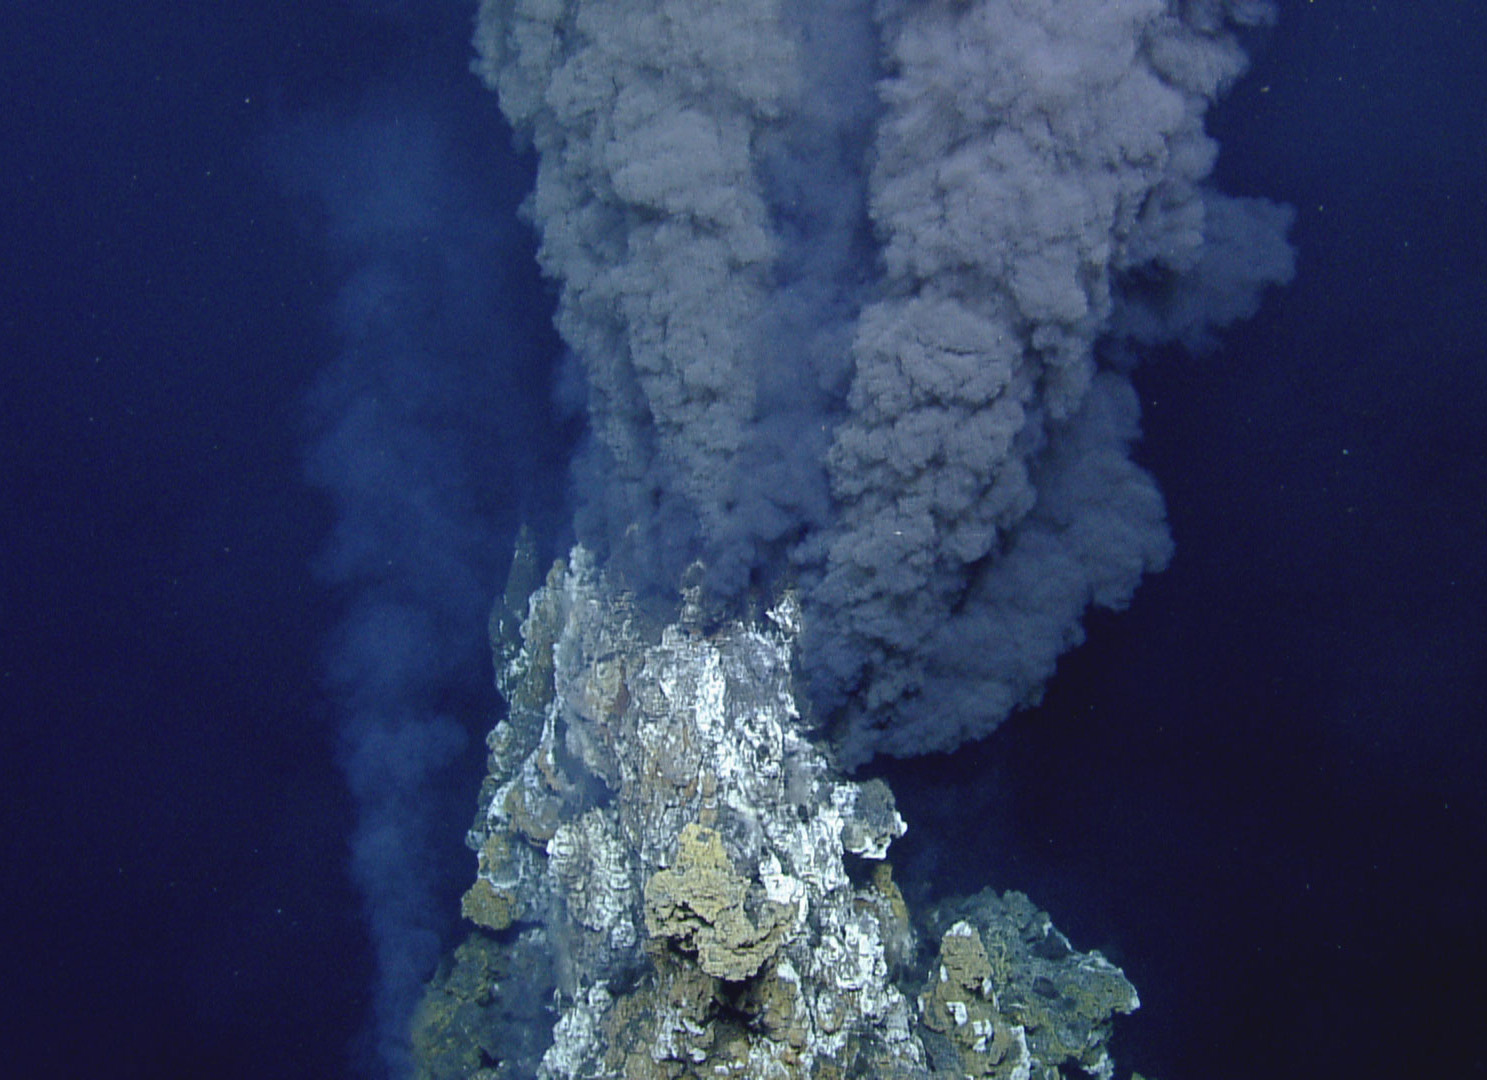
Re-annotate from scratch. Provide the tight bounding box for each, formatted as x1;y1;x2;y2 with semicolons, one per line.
412;537;1145;1080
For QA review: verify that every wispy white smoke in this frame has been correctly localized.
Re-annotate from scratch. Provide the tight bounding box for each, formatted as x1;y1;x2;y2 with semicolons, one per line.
274;97;560;1075
475;0;1294;765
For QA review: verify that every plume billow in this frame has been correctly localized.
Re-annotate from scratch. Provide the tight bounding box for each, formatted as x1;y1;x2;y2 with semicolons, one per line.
475;0;1293;765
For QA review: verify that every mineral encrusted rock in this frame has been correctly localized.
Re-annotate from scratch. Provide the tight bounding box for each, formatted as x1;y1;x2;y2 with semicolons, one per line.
919;892;1141;1080
417;547;1144;1079
413;930;556;1080
642;822;795;982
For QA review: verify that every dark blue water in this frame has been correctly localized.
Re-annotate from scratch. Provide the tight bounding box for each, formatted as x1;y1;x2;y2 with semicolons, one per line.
2;3;1482;1079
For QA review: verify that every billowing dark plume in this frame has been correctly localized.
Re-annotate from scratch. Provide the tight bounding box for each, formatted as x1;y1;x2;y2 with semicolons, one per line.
475;0;1294;765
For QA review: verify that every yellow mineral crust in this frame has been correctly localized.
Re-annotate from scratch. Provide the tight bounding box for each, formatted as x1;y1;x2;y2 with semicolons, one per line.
643;823;795;982
459;878;517;933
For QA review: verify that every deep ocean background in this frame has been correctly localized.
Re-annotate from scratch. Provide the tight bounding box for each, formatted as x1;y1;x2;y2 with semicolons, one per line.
2;2;1482;1078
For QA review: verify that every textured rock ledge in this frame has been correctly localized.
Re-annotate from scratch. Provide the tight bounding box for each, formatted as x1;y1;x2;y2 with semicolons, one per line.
413;540;1144;1080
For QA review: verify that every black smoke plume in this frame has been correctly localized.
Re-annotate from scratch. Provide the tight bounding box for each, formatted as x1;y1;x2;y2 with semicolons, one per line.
475;0;1294;766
